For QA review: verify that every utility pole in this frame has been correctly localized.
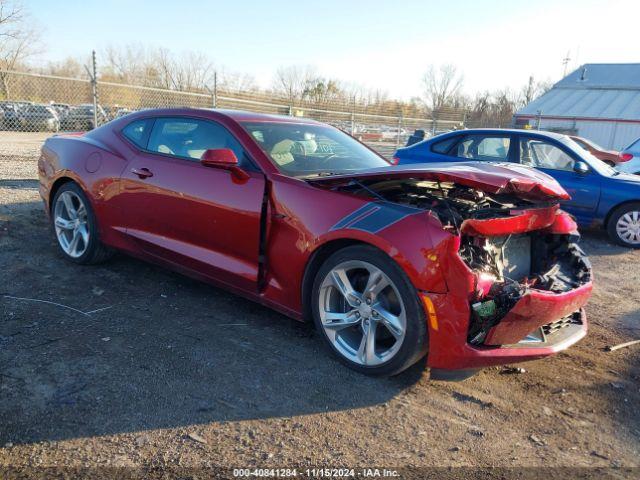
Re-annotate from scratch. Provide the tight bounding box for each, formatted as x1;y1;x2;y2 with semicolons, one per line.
396;111;403;149
213;71;218;108
350;95;356;135
84;50;98;129
562;51;571;78
526;75;534;103
207;72;218;108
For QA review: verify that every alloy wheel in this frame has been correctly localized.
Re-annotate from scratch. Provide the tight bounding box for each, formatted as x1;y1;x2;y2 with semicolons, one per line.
53;190;90;258
318;260;407;366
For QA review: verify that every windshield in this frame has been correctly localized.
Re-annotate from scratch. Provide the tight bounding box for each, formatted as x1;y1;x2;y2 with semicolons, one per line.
624;137;640;150
561;137;618;176
240;121;390;176
572;136;604;151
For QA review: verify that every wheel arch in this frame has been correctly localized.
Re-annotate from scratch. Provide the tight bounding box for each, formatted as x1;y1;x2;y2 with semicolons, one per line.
603;199;640;229
48;174;95;214
48;176;75;212
301;238;384;323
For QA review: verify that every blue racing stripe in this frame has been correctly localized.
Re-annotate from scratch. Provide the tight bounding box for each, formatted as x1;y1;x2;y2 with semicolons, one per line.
330;203;380;231
331;202;421;233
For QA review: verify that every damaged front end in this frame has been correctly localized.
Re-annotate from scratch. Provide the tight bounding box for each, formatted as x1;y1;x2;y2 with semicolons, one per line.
461;229;591;346
335;175;592;354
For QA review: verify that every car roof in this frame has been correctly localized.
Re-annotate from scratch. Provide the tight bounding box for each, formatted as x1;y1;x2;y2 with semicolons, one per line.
122;107;324;125
435;128;567;139
217;109;322;124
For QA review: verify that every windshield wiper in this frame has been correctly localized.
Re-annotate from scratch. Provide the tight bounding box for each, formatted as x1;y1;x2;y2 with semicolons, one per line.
301;171;341;178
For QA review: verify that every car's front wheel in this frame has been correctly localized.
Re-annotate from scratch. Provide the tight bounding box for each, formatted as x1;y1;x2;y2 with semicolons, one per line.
311;245;428;376
52;182;113;264
607;202;640;248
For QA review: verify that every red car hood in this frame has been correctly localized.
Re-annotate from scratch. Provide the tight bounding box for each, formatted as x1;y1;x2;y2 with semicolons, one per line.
307;162;570;201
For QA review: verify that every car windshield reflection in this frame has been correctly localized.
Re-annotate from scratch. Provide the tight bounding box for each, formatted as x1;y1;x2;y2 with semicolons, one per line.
241;122;390;176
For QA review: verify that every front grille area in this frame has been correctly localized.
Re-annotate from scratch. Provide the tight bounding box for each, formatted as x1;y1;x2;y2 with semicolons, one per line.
542;312;583;337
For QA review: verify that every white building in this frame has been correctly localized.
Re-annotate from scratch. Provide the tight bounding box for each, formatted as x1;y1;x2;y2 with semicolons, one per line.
514;63;640;150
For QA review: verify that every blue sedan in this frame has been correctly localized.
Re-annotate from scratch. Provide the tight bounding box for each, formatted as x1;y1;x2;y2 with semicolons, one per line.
394;128;640;248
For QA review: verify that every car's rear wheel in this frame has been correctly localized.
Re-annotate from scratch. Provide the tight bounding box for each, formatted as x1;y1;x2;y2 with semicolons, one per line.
52;182;113;264
607;202;640;248
311;245;428;376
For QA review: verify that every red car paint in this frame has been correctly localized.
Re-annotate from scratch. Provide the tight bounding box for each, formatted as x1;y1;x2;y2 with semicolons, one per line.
310;163;570;201
420;207;591;370
569;135;623;166
483;287;591;345
459;205;560;237
38;108;592;373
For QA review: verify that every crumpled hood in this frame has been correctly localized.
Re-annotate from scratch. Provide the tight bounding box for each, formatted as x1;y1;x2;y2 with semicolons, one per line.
307;161;570;201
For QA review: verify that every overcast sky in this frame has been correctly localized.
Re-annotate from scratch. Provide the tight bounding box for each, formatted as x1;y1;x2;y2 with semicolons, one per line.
27;0;640;99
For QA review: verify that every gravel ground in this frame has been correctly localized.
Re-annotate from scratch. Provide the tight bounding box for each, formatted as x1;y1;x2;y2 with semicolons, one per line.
0;132;639;478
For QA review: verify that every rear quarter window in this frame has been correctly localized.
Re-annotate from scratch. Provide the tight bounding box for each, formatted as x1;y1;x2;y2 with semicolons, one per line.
122;119;152;149
431;136;459;154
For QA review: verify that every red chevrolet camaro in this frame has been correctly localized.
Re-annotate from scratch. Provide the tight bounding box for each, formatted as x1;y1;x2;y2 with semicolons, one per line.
38;109;593;378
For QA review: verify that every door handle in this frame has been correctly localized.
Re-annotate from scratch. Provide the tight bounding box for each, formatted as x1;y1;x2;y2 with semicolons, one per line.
131;167;153;179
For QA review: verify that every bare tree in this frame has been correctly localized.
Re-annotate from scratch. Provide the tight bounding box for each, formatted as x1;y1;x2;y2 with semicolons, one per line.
463;88;524;128
0;0;40;98
158;50;215;91
273;65;317;105
520;76;553;106
102;44;149;84
218;69;257;93
421;64;464;112
102;44;217;92
40;56;85;78
303;78;345;106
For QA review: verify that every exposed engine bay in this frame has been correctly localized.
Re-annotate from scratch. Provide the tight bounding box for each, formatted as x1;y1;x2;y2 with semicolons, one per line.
460;232;591;344
342;178;555;231
342;178;592;345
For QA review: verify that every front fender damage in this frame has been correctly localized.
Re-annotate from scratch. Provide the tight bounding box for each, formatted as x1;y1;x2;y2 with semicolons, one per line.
329;176;593;362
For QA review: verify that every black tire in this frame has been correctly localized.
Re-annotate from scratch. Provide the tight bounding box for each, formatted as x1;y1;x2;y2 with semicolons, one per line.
311;245;428;376
606;202;640;248
51;182;114;264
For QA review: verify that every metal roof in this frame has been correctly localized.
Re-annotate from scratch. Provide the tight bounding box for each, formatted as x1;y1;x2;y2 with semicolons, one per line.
556;63;640;90
516;64;640;121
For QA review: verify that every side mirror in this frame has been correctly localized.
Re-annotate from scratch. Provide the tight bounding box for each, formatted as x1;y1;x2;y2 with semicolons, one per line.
200;148;249;181
573;160;590;175
201;148;239;167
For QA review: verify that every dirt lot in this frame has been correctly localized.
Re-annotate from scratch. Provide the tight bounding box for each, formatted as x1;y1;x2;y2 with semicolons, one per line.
0;132;639;477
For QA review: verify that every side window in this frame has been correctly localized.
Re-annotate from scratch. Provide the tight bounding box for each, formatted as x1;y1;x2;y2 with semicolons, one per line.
520;138;575;171
147;117;246;163
122;119;152;149
453;135;510;161
431;136;459;154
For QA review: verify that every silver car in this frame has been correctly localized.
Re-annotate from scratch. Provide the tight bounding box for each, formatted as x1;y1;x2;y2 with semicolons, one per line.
19;104;60;132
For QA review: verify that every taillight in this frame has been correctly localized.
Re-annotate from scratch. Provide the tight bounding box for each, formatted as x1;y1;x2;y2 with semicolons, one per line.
390;156;400;165
619;153;633;162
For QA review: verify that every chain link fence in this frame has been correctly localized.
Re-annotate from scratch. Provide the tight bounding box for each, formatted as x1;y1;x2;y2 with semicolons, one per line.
0;69;467;157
